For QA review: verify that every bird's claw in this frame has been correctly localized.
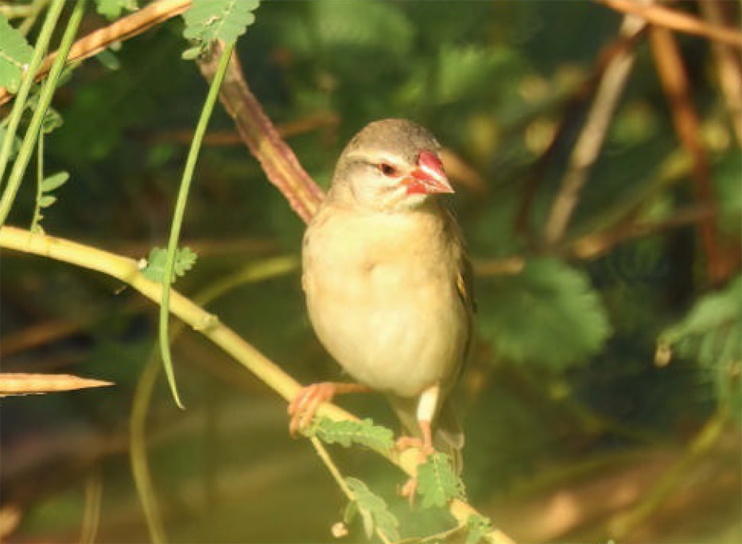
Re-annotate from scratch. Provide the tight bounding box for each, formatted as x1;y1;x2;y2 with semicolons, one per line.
287;382;337;436
396;434;435;504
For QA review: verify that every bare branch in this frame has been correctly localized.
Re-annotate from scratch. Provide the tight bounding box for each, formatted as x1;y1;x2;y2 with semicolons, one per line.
0;225;514;544
649;24;739;283
0;0;192;106
593;0;742;48
543;9;646;244
197;42;324;224
699;0;742;149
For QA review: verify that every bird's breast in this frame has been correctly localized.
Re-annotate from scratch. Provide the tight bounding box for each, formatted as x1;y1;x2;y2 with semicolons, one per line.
302;207;468;397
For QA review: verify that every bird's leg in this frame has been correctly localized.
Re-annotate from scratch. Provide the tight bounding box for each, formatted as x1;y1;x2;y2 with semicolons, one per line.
288;382;371;436
398;384;439;500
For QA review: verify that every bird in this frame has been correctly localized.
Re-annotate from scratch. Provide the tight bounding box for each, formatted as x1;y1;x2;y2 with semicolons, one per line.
289;119;474;489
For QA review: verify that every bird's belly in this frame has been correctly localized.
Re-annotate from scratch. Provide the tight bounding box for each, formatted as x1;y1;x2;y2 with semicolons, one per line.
305;262;466;398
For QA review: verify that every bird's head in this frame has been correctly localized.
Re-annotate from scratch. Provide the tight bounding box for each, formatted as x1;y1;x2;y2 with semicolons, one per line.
330;119;453;211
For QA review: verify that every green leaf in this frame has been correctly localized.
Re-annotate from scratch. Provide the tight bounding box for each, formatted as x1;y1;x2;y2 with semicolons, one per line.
436;44;520;105
305;417;394;455
465;514;493;544
141;247;198;284
41;106;64;134
478;258;612;370
182;0;260;47
0;14;34;94
94;0;138;20
181;45;204;61
345;477;399;542
95;49;121;71
0;125;22;160
40;171;69;193
38;195;56;208
658;275;742;415
173;246;197;277
416;452;464;508
659;275;741;359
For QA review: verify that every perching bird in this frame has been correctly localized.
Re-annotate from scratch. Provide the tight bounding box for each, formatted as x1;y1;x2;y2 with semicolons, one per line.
289;119;474;482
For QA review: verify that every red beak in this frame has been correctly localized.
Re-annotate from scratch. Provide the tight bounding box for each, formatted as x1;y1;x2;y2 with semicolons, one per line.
404;150;454;195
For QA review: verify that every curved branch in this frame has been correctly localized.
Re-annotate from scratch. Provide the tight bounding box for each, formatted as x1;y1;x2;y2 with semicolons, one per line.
0;225;515;544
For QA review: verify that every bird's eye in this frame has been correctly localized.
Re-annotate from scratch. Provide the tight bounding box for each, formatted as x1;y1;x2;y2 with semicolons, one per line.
378;163;399;177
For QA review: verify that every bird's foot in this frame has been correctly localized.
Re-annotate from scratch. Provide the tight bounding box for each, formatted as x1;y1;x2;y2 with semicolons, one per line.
396;435;435;503
288;382;338;436
288;382;371;436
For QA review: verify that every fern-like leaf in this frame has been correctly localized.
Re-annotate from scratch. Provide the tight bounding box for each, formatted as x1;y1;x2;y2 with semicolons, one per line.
182;0;260;47
305;417;394;455
344;477;399;542
657;274;742;414
31;171;69;233
478;258;612;370
465;514;493;544
141;247;198;283
0;14;33;94
416;452;464;508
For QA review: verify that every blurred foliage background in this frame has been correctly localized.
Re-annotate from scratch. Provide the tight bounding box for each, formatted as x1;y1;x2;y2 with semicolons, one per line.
1;0;741;542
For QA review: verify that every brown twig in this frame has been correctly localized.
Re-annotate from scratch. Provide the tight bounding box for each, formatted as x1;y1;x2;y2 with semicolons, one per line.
593;0;742;48
197;42;324;224
649;24;738;283
543;9;646;244
0;373;113;396
699;0;742;149
0;0;192;106
516;24;645;242
135;111;340;146
567;204;718;261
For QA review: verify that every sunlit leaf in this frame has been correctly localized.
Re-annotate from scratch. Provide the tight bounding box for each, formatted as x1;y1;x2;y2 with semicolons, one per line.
417;452;464;508
141;247;198;283
40;171;69;193
38;195;57;208
305;417;394;455
182;0;260;46
94;0;137;20
0;14;33;94
465;514;493;544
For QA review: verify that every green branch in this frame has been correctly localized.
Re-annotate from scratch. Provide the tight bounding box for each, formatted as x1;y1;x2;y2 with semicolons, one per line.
0;0;85;225
0;225;515;544
158;41;236;408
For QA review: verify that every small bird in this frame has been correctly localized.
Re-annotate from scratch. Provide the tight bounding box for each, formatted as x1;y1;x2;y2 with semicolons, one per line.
289;119;474;483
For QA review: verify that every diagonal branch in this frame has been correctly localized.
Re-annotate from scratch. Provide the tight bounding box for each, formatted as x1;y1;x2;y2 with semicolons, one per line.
0;0;192;106
699;0;742;150
0;225;514;544
649;24;739;283
197;42;324;223
593;0;742;48
543;7;646;244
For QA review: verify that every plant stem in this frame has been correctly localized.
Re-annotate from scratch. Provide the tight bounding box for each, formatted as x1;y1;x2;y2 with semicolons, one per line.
130;256;297;544
0;225;517;544
0;0;66;188
158;41;236;408
0;0;86;226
